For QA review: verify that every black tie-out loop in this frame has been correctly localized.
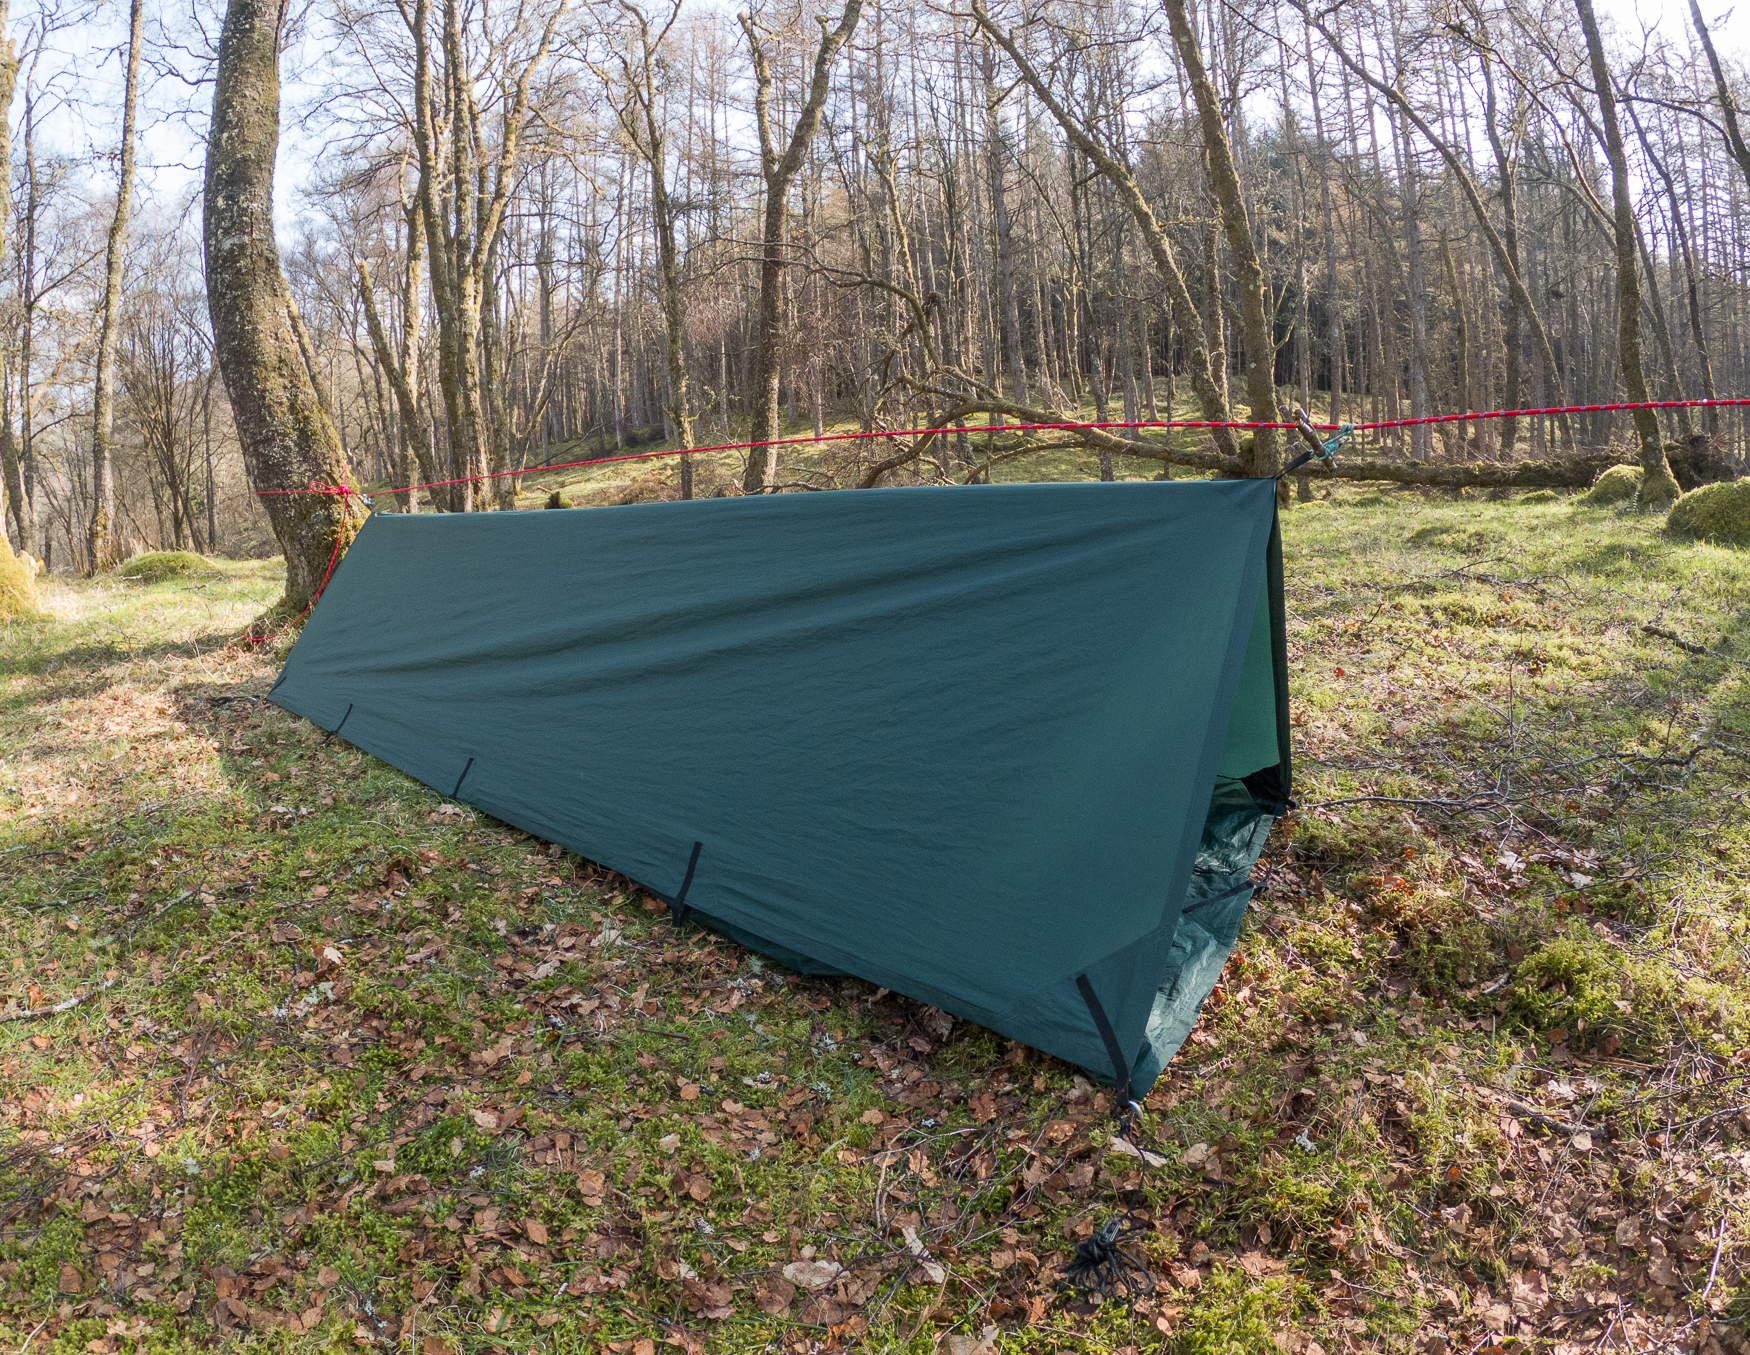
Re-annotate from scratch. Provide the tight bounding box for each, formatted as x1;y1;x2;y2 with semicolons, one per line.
1075;974;1134;1110
323;703;353;745
450;757;475;799
663;841;703;926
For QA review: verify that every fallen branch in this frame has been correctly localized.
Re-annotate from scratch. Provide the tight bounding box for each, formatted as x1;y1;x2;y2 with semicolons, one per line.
1500;1097;1611;1141
0;980;116;1023
1643;624;1712;656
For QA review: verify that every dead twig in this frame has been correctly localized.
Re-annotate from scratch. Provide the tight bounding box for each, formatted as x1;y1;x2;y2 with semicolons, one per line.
0;980;115;1023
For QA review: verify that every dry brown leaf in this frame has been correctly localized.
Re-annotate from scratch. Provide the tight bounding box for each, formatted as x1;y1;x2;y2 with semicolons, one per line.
754;1277;796;1314
945;1325;1000;1355
782;1259;843;1289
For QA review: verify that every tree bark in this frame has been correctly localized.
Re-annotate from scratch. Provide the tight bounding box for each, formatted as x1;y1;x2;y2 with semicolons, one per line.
1302;5;1574;453
205;0;364;612
357;254;437;506
971;1;1242;459
1163;0;1279;477
1687;0;1750;191
740;1;862;492
0;0;16;550
87;0;143;572
608;0;696;498
983;44;1027;409
1575;0;1678;503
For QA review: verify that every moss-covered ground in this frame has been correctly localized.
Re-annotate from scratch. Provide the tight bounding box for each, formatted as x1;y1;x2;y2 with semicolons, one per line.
3;484;1749;1355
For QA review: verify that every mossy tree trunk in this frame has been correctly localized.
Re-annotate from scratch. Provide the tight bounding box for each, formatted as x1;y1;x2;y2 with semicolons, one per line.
1576;0;1679;506
205;0;364;611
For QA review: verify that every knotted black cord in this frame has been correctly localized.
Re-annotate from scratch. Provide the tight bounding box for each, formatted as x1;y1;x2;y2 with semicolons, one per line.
1060;1215;1156;1301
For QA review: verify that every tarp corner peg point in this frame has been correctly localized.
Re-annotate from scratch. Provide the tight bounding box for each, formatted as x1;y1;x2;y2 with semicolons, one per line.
268;479;1290;1094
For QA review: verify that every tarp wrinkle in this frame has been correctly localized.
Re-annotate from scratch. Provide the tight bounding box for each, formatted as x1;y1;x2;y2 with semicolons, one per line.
271;480;1290;1092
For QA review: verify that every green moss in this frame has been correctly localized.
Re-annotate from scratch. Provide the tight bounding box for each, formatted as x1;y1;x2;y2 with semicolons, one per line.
1667;478;1750;546
1581;464;1642;505
1506;919;1683;1053
117;550;209;581
0;546;43;619
1181;1264;1306;1355
1515;489;1561;505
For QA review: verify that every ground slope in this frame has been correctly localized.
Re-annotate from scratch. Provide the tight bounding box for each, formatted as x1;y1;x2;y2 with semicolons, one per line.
1;488;1747;1355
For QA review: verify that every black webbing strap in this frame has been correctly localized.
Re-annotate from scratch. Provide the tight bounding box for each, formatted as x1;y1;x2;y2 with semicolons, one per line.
1178;879;1256;919
450;757;475;799
1277;447;1317;479
323;703;353;745
663;841;703;926
1075;974;1134;1109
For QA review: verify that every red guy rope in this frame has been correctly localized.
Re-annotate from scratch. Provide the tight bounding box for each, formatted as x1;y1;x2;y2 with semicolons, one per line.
255;397;1750;504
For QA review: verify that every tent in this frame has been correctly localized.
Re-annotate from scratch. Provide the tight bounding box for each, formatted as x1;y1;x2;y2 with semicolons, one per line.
269;478;1290;1099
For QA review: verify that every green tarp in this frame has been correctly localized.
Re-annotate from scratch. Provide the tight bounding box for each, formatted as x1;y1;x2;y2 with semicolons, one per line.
270;478;1290;1096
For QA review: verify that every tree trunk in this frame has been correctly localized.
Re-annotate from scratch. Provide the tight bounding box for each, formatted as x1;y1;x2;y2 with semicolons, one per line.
1576;0;1678;503
972;1;1241;459
740;1;862;493
0;0;16;549
1687;0;1750;192
607;1;697;499
205;0;364;612
1164;0;1279;477
358;254;437;506
1480;56;1523;452
87;0;143;573
1634;105;1720;435
984;44;1027;409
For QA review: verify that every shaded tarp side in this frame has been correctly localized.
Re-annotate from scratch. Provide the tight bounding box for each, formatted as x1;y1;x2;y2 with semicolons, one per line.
1132;510;1291;1086
268;480;1281;1087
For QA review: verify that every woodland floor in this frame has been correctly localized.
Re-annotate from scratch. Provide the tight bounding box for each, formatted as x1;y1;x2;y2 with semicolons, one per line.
2;483;1749;1355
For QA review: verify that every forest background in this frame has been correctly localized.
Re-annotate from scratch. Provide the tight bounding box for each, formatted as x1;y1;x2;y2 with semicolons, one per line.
3;0;1750;577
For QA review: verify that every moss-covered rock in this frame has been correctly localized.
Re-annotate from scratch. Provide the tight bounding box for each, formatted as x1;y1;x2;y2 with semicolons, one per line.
118;550;208;581
0;547;43;619
1667;478;1750;547
1581;464;1641;505
544;491;574;509
1515;489;1561;505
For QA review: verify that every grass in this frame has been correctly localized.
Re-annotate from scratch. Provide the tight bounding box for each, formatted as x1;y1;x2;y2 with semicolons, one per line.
2;485;1749;1354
